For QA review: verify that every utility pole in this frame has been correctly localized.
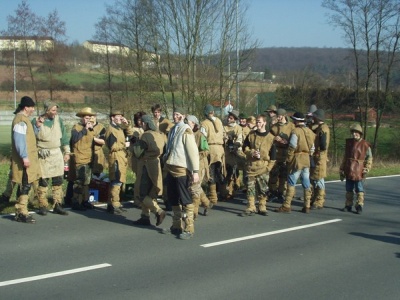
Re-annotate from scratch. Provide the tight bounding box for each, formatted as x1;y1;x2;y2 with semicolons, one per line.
13;41;17;110
235;0;240;110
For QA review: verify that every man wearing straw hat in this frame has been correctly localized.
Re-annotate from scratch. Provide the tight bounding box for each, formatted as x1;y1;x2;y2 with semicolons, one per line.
70;107;98;210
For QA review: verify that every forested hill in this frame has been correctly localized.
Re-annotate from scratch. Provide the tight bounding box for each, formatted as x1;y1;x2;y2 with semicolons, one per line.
251;47;353;75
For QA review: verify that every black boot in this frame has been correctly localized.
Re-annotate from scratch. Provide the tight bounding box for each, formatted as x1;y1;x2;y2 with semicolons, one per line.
38;206;48;216
53;203;68;215
132;216;151;226
0;194;10;204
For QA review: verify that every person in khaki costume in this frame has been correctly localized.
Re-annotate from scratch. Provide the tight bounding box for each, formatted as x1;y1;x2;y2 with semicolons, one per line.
105;110;134;215
275;112;315;213
220;110;243;201
11;96;41;223
32;101;70;216
309;109;330;209
340;124;372;214
151;104;173;210
128;111;145;205
163;106;200;240
132;115;166;226
70;107;99;210
90;115;106;177
200;104;225;207
241;115;276;216
185;115;211;219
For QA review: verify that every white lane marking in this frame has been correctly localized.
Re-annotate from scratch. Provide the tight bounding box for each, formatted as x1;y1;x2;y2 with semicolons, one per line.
0;263;112;287
201;219;342;248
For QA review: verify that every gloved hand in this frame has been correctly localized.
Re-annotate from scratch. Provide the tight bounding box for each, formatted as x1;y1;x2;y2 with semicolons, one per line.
339;170;345;181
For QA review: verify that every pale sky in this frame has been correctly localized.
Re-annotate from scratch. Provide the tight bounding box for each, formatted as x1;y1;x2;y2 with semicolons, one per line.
0;0;347;48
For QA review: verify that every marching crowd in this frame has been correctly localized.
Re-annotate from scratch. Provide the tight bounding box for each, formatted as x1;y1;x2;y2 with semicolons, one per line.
1;96;373;240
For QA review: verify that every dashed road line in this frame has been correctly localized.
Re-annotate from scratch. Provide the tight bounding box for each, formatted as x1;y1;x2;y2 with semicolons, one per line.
201;219;342;248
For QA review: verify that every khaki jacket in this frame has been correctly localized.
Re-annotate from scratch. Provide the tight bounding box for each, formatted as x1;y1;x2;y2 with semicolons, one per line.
11;113;41;184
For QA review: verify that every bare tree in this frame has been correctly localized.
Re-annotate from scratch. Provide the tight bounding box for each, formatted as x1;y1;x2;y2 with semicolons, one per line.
323;0;400;154
39;9;67;101
2;0;41;107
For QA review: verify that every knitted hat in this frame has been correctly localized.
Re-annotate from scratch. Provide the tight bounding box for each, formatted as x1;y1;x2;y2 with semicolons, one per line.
290;112;305;122
313;109;325;121
276;108;287;116
204;104;214;115
19;96;35;108
265;104;277;112
238;112;248;119
142;114;157;131
186;115;199;125
307;104;317;116
44;100;58;112
350;123;363;135
173;105;186;115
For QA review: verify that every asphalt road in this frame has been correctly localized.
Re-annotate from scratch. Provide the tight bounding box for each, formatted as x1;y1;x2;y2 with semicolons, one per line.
0;175;399;300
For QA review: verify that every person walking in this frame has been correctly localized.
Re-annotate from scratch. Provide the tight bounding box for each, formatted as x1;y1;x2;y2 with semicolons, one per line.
132;115;166;226
220;110;243;201
32;101;69;216
200;104;225;207
163;106;200;240
310;109;330;209
185;115;211;219
241;115;276;216
105;110;134;214
340;124;372;214
11;96;41;223
275;112;315;213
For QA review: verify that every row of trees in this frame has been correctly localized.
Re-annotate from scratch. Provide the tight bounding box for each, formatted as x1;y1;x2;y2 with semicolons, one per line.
92;0;258;117
1;0;258;118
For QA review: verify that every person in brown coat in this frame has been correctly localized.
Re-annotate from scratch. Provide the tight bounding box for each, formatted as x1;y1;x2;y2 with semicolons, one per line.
185;115;211;219
132;115;166;226
105;110;134;215
275;112;315;213
200;104;225;207
70;107;99;211
241;115;276;216
11;96;41;223
268;108;295;202
310;109;330;209
220;110;243;201
340;124;372;214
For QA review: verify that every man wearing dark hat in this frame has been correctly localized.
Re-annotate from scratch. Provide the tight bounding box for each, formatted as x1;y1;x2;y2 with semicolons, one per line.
220;110;243;201
132;114;166;226
200;104;225;206
32;100;70;216
104;110;134;214
11;96;40;223
70;107;99;210
268;108;295;202
163;106;200;240
275;112;315;213
339;124;372;214
310;109;330;209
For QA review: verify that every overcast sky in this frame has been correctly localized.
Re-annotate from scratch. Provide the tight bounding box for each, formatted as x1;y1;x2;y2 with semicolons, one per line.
0;0;347;48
